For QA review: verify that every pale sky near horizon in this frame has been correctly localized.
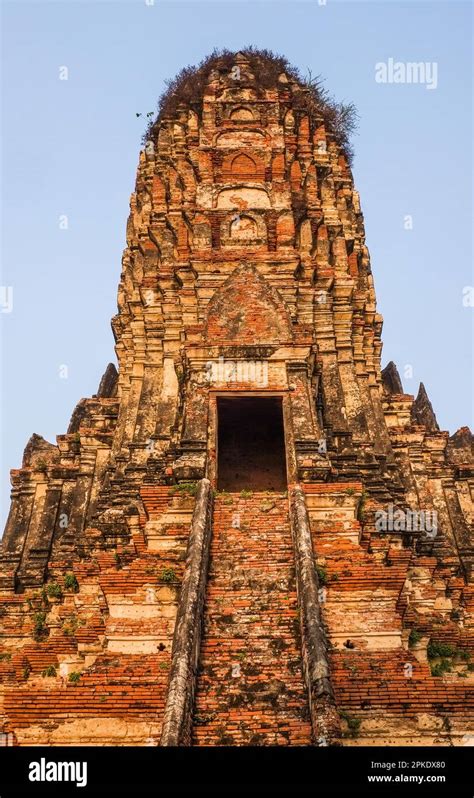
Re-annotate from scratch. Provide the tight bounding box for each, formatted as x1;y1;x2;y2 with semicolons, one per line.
1;0;473;527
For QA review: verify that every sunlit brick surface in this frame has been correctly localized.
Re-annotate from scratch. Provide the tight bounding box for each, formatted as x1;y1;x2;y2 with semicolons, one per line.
0;487;191;744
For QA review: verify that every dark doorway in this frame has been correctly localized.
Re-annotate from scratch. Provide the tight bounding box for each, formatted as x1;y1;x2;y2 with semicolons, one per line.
217;397;287;491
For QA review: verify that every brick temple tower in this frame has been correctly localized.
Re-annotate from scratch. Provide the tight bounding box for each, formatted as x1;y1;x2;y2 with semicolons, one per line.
1;51;473;746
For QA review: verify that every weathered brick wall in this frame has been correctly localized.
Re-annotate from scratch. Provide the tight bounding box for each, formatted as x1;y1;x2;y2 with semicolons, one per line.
1;487;193;744
305;483;474;744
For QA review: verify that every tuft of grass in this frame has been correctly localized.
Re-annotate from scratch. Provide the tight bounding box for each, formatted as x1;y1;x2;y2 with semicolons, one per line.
68;671;81;684
172;482;198;497
159;567;176;584
47;583;62;599
430;659;452;677
316;564;327;586
64;573;79;592
427;640;471;674
427;642;456;660
408;628;422;648
42;665;57;677
33;611;47;640
240;490;253;499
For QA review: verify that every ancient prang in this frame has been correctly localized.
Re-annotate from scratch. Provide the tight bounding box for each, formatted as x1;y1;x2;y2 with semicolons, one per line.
1;51;473;747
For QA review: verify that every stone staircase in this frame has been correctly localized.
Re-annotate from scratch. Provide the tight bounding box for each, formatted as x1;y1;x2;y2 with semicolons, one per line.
191;492;312;746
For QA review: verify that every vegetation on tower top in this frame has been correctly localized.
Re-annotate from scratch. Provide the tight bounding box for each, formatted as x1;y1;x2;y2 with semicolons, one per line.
143;47;358;163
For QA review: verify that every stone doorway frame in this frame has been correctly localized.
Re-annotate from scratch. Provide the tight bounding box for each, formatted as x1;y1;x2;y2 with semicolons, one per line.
207;390;297;488
176;345;328;485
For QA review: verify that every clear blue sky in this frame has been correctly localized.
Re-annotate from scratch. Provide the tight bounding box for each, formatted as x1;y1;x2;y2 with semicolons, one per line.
1;0;472;526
